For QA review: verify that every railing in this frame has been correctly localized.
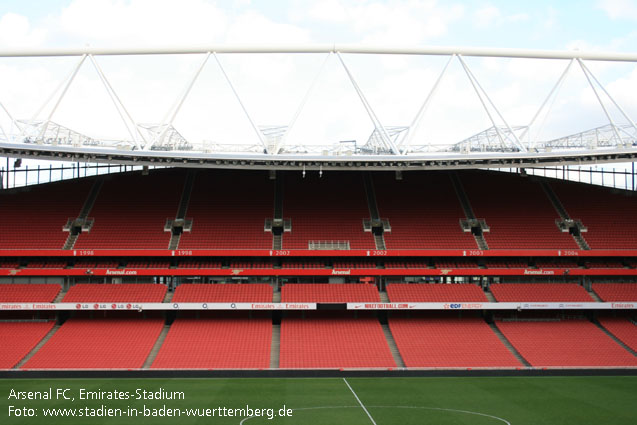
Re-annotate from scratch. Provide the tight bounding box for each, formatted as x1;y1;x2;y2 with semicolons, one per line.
496;163;637;191
0;161;164;190
308;240;351;250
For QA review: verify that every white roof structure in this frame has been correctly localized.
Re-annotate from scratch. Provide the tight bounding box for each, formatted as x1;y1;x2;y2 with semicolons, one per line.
0;44;636;170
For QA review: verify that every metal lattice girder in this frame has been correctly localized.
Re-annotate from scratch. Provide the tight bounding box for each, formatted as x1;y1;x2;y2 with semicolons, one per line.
450;126;528;153
539;124;637;150
0;44;636;165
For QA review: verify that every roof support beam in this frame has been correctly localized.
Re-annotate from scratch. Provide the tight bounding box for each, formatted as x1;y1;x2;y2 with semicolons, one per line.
213;53;269;154
401;54;454;154
576;58;623;146
336;52;399;155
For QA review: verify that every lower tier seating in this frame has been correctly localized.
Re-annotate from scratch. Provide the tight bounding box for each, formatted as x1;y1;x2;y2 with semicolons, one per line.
23;317;163;369
0;321;55;368
172;284;273;302
490;283;594;302
389;315;521;368
279;312;395;368
152;314;271;369
386;284;487;302
281;283;380;303
0;284;61;302
496;319;637;367
598;317;637;351
592;283;637;301
62;284;167;302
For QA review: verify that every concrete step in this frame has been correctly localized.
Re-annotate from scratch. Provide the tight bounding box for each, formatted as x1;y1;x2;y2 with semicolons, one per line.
488;322;532;367
381;323;405;368
270;324;281;369
53;288;68;303
484;291;497;303
588;289;603;302
143;325;171;369
593;320;637;356
379;292;390;303
15;323;61;369
163;291;174;303
273;290;281;303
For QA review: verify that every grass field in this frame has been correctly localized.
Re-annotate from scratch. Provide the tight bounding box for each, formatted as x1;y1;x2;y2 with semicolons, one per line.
1;376;635;424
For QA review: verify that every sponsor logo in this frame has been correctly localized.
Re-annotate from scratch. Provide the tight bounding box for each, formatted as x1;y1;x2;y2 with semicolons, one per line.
93;304;99;309
359;303;411;309
332;269;351;275
524;269;555;275
612;303;635;309
106;269;138;275
443;303;484;309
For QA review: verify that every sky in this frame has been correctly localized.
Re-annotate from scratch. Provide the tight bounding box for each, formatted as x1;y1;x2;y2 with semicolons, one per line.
0;0;637;153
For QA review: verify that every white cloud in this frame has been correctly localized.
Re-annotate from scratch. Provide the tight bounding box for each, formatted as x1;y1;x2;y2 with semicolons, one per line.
598;0;637;20
0;13;47;47
58;0;228;45
474;5;501;28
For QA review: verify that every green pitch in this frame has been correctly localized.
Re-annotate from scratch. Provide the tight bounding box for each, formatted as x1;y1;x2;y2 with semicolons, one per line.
1;376;635;424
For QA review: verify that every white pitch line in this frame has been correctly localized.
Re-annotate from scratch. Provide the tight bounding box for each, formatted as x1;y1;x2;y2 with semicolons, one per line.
343;378;378;425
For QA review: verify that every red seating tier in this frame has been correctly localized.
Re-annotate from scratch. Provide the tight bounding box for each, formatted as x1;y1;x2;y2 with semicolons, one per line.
490;283;594;302
178;170;274;249
282;172;375;249
281;283;380;303
592;283;637;301
62;284;166;302
0;322;55;368
151;315;271;369
598;317;637;351
460;171;578;249
374;172;477;249
386;284;487;302
552;180;637;249
496;319;637;367
0;284;61;302
22;318;163;369
390;316;521;368
280;313;395;368
0;179;92;249
74;170;184;249
172;284;273;303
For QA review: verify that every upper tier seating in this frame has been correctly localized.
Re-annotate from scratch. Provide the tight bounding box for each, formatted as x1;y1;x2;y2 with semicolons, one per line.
0;321;55;368
460;171;578;249
552;180;637;249
496;319;637;367
0;179;92;249
374;171;477;249
390;316;521;368
279;312;395;368
490;283;594;302
598;317;637;351
282;172;375;249
23;317;163;369
172;284;272;303
62;284;166;302
386;283;487;302
592;283;637;301
179;170;274;249
151;314;271;369
281;283;380;303
0;284;61;302
74;170;184;249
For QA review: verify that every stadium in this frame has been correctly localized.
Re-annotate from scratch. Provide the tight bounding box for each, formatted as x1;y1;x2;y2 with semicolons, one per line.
0;44;636;424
